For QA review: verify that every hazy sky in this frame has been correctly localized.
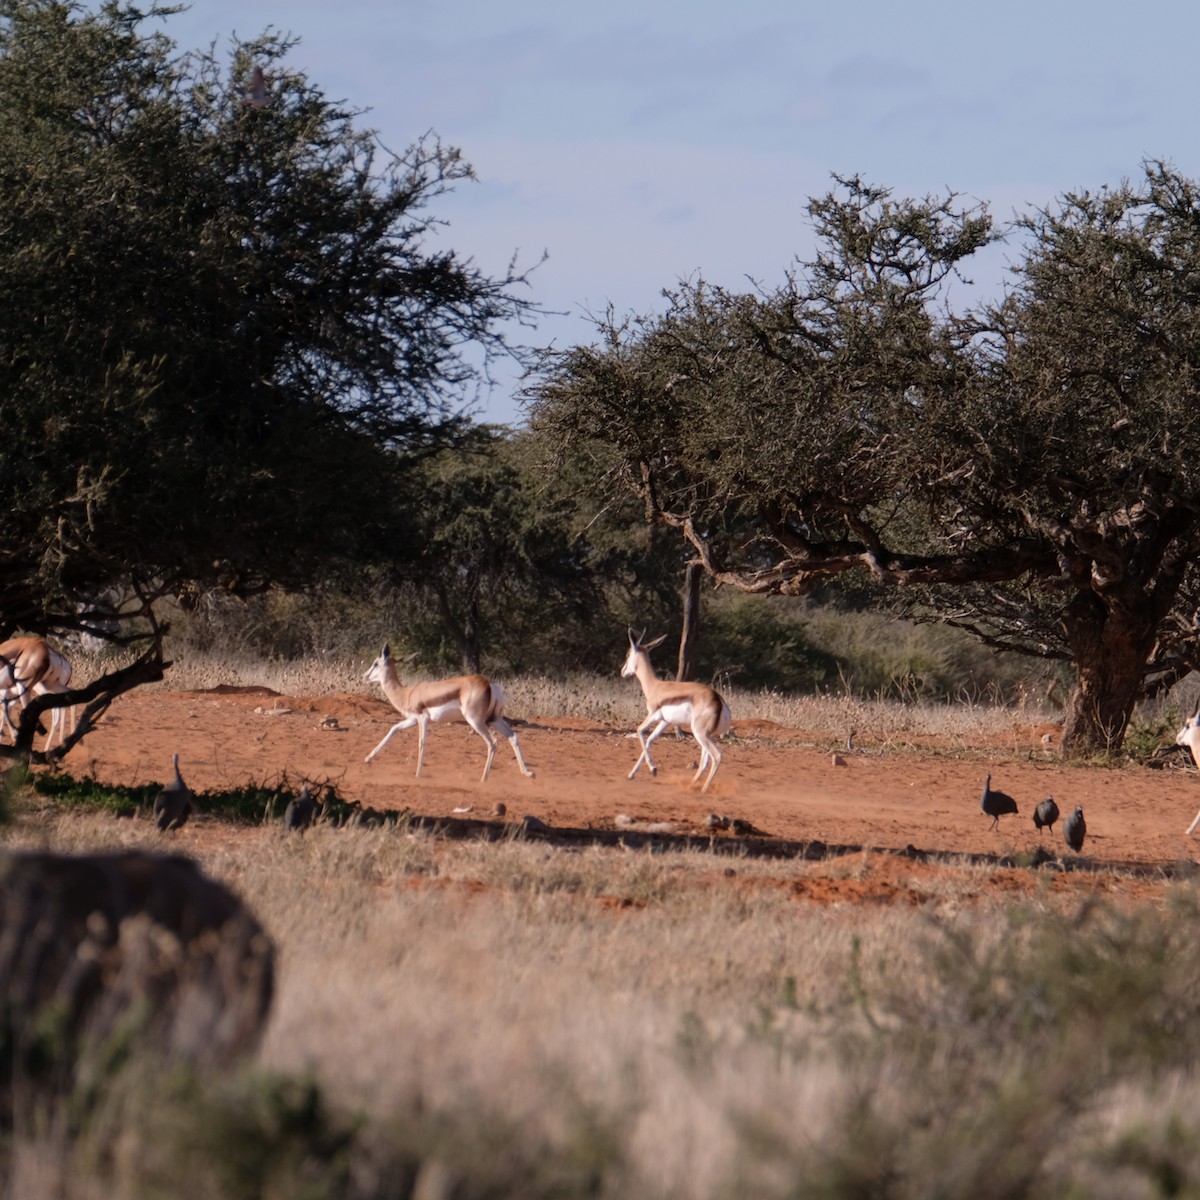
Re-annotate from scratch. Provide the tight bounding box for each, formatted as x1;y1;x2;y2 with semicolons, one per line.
166;2;1200;424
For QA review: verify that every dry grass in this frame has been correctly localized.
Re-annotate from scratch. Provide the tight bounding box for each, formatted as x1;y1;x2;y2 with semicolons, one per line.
8;797;1200;1198
7;649;1191;1198
123;648;1061;746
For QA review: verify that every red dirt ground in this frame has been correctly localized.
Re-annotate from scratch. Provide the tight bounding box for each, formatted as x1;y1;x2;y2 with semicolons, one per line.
41;685;1200;906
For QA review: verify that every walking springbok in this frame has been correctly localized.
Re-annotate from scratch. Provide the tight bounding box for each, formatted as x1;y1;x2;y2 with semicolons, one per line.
620;629;732;793
1177;700;1200;834
362;644;535;782
0;636;76;751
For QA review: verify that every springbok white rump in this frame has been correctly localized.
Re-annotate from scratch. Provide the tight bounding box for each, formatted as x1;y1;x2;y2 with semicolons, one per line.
0;636;76;751
1177;700;1200;834
362;644;534;782
620;629;732;793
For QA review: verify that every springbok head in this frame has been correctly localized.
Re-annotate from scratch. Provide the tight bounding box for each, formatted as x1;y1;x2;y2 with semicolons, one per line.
363;644;392;686
621;629;668;678
1176;696;1200;766
364;644;422;686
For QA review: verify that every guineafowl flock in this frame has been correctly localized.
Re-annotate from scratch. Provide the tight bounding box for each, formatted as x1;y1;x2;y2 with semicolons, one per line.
974;774;1090;857
150;755;321;838
151;751;1096;855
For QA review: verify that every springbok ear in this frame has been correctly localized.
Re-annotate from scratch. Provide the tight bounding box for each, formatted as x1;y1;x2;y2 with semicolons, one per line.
643;633;668;652
381;643;391;659
1192;694;1200;721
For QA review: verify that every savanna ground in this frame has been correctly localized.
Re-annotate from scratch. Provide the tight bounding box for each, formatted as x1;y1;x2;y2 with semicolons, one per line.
10;661;1200;1198
47;667;1200;903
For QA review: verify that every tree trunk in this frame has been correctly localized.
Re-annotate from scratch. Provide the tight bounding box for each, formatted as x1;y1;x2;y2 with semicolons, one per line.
433;583;481;674
461;595;482;674
677;562;702;681
1059;593;1156;756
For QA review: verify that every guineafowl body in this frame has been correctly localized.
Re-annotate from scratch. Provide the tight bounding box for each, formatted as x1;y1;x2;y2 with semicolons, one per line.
1033;796;1060;837
980;774;1019;831
1064;805;1087;852
283;785;317;833
153;753;193;832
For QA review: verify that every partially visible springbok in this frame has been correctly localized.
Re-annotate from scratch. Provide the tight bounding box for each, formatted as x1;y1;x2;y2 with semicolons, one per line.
0;636;76;752
363;644;534;782
620;629;732;793
1177;700;1200;834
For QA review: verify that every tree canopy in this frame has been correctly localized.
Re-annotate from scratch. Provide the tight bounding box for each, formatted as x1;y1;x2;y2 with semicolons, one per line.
526;167;1200;755
390;424;693;675
0;0;537;643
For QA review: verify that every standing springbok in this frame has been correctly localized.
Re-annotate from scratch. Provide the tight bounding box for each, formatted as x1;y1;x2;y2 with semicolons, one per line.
620;629;732;793
0;636;76;751
1177;700;1200;834
363;644;534;782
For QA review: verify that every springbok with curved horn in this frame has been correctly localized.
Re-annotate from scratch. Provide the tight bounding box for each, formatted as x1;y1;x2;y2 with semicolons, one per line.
1178;696;1200;833
363;644;534;782
620;629;732;793
0;636;76;751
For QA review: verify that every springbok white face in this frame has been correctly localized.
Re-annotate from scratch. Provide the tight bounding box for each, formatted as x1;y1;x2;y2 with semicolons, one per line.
620;635;640;679
1177;707;1200;765
621;631;666;679
364;645;391;686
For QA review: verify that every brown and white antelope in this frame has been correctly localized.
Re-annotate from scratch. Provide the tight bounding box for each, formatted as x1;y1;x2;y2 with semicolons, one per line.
363;644;534;782
0;636;76;751
620;629;732;793
1177;699;1200;834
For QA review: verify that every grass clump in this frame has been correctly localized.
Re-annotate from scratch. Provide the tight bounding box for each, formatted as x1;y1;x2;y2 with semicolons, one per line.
29;772;350;826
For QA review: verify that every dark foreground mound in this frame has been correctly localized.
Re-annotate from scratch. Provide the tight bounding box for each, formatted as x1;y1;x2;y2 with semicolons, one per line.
0;849;274;1123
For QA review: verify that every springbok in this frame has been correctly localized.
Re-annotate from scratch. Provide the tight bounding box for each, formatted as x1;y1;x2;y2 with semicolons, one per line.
0;636;76;751
620;629;732;793
362;644;534;782
1177;701;1200;833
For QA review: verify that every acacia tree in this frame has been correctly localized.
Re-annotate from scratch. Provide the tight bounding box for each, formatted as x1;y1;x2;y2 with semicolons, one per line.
397;427;596;673
527;167;1200;756
396;425;686;674
0;1;537;753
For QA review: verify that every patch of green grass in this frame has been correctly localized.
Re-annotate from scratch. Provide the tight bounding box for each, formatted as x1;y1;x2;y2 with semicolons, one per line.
29;772;342;825
1125;706;1185;761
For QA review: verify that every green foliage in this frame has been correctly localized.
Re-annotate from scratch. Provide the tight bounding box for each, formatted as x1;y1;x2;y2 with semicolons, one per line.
31;771;316;824
0;0;536;634
525;166;1200;754
395;426;607;671
0;759;27;825
1123;707;1185;762
77;1066;359;1200
157;564;1066;703
697;595;839;692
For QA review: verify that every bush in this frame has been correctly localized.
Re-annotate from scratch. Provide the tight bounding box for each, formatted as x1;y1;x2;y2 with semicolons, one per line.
158;581;1066;706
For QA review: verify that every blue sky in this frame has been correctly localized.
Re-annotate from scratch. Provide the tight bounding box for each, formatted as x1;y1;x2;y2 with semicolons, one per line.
166;2;1200;424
